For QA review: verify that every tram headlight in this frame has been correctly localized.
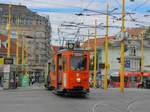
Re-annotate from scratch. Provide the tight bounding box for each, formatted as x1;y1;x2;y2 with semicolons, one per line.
64;73;67;87
77;78;81;83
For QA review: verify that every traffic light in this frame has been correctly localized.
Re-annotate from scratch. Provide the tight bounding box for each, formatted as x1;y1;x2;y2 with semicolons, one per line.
124;44;128;52
99;63;105;69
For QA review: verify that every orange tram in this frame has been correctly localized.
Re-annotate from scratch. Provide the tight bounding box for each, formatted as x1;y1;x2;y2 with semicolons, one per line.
45;45;90;95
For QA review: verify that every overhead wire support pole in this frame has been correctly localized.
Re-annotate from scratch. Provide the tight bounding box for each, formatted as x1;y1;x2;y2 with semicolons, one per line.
22;33;25;65
88;29;90;51
16;17;19;65
82;35;85;49
141;32;144;72
104;2;109;91
7;4;12;58
25;36;28;75
141;32;144;82
120;0;125;94
93;19;97;88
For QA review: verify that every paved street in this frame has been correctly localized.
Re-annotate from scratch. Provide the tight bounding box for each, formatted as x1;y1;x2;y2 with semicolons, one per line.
0;87;150;112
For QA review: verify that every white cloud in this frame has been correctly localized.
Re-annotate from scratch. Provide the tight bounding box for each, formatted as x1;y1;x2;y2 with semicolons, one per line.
1;0;149;45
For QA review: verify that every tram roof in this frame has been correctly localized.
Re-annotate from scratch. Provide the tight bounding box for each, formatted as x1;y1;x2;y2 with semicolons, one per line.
57;48;89;54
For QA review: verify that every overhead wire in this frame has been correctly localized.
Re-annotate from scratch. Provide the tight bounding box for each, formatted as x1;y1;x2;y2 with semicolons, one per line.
114;0;150;26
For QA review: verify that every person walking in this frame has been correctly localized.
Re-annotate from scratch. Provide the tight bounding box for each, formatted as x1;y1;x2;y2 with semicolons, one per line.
10;78;14;89
15;76;19;88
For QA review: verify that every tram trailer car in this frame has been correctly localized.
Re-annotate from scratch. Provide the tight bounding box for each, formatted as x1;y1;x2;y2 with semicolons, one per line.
45;47;90;95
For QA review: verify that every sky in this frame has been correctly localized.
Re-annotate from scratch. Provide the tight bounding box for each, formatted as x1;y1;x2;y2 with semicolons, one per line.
0;0;150;45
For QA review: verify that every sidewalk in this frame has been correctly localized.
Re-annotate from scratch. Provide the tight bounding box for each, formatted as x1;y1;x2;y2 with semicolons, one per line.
18;83;45;90
0;87;3;91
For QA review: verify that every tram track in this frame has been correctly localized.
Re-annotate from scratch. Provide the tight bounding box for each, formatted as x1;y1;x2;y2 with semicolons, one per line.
89;101;124;112
89;97;139;112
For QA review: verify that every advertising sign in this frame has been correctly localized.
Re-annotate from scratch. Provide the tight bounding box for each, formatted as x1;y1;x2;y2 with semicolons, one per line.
4;58;13;64
22;75;29;87
0;58;4;64
3;65;10;73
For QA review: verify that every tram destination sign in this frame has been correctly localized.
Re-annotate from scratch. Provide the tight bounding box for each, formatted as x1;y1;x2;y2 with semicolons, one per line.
4;58;13;64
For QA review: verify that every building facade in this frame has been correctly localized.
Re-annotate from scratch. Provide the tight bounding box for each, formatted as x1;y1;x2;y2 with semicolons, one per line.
0;3;51;75
84;28;150;74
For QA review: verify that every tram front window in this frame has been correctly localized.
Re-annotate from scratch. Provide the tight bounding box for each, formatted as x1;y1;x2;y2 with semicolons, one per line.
71;56;87;70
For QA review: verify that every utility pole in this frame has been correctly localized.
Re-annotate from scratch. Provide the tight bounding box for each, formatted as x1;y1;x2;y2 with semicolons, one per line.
104;3;109;90
25;36;28;74
16;17;19;65
25;38;28;66
82;35;85;49
141;32;144;82
88;30;90;51
93;19;97;88
22;33;24;65
120;0;125;93
7;4;12;58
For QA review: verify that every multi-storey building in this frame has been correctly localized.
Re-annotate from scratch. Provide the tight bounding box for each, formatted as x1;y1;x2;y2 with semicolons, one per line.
0;3;51;75
84;27;150;74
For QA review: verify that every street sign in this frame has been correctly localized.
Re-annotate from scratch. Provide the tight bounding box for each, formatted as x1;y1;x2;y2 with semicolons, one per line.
3;65;10;72
67;43;74;49
124;59;130;68
99;63;105;69
0;58;4;64
4;58;13;64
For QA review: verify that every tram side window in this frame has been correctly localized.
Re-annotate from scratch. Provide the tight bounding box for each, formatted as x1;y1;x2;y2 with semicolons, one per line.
63;57;67;71
50;64;55;72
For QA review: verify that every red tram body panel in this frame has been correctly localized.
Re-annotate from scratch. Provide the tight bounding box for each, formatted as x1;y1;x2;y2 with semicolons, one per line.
46;48;90;95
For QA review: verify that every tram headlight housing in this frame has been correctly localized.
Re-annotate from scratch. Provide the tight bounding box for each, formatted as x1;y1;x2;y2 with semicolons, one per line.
77;78;81;82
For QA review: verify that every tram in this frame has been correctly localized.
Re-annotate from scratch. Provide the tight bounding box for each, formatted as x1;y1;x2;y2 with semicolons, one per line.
45;43;90;95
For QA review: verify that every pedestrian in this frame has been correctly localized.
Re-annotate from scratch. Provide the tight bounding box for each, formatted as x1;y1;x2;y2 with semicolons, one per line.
15;76;19;88
31;77;34;85
10;78;14;89
29;76;31;86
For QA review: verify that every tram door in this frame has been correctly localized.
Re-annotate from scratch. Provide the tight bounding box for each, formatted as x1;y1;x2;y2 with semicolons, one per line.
57;54;62;88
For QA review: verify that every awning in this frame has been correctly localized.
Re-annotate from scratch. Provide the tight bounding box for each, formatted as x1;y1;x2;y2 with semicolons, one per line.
143;72;150;77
